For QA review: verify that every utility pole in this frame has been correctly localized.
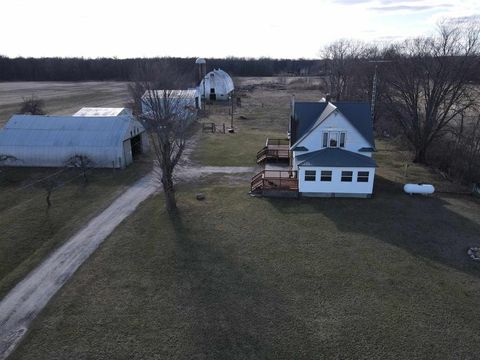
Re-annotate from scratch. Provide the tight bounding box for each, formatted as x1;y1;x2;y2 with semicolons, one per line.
230;91;234;129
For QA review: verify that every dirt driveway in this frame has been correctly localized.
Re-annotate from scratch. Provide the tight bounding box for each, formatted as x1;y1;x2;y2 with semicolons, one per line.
0;165;253;359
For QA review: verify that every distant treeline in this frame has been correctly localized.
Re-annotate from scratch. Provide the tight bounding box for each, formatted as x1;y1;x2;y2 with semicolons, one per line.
0;56;325;81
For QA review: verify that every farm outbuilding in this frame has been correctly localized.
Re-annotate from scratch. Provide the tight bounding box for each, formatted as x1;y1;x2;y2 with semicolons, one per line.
0;115;148;169
198;69;234;101
73;107;132;117
141;89;201;117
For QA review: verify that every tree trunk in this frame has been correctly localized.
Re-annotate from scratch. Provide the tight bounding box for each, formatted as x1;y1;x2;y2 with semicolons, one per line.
162;172;177;213
46;190;52;208
413;147;427;164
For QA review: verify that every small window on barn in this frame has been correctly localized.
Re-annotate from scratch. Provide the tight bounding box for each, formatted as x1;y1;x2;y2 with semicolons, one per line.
340;132;346;148
304;170;316;182
357;171;369;182
322;132;328;147
320;170;332;182
341;171;353;182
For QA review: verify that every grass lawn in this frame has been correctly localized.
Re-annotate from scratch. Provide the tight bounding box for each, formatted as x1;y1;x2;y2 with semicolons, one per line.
192;79;321;167
7;77;480;359
12;180;480;359
0;157;151;299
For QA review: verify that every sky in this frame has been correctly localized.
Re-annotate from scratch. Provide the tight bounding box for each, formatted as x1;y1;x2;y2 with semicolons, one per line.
0;0;478;59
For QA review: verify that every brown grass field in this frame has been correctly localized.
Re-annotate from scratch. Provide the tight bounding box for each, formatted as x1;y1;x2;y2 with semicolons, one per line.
2;78;480;359
0;81;129;126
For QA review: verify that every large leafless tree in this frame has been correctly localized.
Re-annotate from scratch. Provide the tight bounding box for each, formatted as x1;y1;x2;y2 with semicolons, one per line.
140;89;194;213
130;64;195;213
320;39;378;101
381;21;480;163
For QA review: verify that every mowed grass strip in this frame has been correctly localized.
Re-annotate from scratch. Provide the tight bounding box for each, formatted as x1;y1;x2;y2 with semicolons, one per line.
12;183;480;359
0;159;151;299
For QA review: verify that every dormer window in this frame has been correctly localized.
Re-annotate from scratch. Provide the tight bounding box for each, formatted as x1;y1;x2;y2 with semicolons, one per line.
323;131;346;148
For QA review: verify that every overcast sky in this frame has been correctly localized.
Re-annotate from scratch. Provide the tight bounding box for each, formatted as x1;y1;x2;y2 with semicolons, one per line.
1;0;478;59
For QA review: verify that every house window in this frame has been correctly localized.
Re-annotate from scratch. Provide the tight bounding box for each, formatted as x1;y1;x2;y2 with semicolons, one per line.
322;132;328;147
340;132;346;148
357;171;369;182
329;132;338;147
320;170;332;182
341;171;353;182
304;170;316;181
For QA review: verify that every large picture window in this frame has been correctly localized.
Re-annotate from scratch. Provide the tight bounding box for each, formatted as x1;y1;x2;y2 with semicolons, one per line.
304;170;316;181
320;170;332;182
357;171;369;182
341;171;353;182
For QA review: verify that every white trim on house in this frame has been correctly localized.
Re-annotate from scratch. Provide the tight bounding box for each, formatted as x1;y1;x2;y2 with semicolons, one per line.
298;166;376;197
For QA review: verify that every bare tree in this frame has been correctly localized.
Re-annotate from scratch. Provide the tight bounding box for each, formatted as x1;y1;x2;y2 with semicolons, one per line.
380;20;480;163
18;96;46;115
127;62;192;115
65;154;94;184
139;89;195;213
320;39;375;101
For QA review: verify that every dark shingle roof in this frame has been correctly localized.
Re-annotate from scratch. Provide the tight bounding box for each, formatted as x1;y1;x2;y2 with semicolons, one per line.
292;146;308;151
291;102;328;144
296;148;377;168
291;102;374;147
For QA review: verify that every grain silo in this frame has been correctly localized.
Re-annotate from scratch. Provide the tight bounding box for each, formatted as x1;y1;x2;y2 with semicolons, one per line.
195;58;207;86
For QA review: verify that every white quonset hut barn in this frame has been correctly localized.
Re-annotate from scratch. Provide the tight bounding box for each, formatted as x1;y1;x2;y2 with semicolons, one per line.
198;69;234;101
0;115;147;169
73;107;132;117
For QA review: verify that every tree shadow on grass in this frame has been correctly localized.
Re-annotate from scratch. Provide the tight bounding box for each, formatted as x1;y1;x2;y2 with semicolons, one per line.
168;213;321;359
265;176;480;278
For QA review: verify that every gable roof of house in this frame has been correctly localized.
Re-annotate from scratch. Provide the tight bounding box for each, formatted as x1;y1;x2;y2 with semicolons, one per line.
291;101;374;147
296;148;377;168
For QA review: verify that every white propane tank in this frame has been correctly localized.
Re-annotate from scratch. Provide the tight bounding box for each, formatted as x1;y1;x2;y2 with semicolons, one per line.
404;183;435;195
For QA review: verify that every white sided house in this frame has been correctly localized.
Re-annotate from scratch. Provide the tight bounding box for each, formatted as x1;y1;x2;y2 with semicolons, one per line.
0;115;147;169
198;69;234;101
252;101;377;198
141;89;201;118
73;107;132;117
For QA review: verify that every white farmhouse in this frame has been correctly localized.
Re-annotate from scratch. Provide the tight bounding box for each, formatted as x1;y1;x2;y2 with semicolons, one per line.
252;100;377;198
198;69;234;101
0;115;147;168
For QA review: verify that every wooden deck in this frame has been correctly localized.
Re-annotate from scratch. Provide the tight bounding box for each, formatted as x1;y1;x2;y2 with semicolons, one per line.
256;138;290;164
251;169;298;193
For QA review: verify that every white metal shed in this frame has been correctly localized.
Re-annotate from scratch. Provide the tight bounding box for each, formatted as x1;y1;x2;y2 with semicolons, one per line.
73;107;132;117
0;115;147;169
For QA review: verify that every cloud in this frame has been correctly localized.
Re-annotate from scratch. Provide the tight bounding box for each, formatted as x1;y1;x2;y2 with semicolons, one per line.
370;4;453;12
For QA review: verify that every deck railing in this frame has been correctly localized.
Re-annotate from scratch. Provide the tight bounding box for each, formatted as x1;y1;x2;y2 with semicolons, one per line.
266;138;290;147
251;169;298;192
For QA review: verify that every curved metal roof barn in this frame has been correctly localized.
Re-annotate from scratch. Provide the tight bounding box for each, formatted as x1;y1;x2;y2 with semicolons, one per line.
199;69;234;100
0;115;146;168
